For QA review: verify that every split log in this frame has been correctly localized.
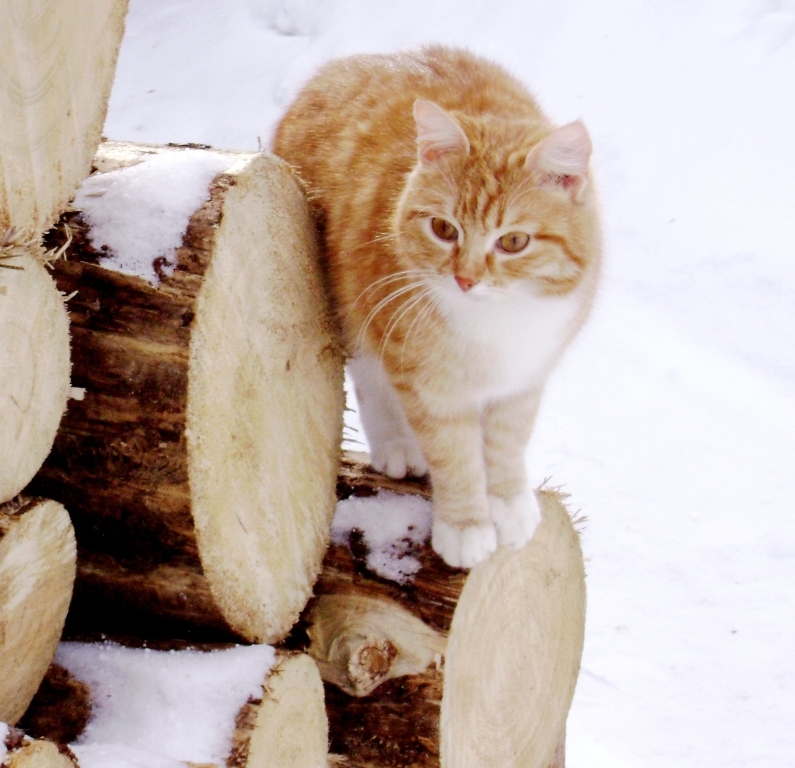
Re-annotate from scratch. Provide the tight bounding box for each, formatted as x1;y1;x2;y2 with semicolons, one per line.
0;0;128;235
306;453;585;768
29;142;345;644
0;498;76;725
0;238;71;503
20;652;328;768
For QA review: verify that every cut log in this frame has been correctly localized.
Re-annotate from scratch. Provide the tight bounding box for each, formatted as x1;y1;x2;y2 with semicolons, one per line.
307;453;585;768
0;0;128;235
0;498;76;725
29;142;345;645
228;653;328;768
1;731;77;768
20;651;328;768
0;236;71;503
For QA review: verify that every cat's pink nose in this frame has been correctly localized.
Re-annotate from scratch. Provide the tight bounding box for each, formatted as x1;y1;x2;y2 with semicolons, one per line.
455;275;476;292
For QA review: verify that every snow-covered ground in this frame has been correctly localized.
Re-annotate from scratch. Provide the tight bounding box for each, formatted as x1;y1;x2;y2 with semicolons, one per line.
97;1;794;766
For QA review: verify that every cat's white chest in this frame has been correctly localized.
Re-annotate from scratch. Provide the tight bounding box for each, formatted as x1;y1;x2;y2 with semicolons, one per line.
442;286;584;404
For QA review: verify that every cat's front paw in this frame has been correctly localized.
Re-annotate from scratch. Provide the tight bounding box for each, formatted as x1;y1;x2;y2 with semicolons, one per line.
432;519;498;569
488;489;542;549
371;438;428;479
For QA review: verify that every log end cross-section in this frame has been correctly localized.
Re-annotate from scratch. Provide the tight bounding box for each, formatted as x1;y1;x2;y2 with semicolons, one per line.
31;143;346;645
0;497;76;725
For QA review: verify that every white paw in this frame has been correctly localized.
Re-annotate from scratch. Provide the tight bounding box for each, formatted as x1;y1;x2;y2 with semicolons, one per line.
371;438;428;479
488;489;542;549
432;519;498;569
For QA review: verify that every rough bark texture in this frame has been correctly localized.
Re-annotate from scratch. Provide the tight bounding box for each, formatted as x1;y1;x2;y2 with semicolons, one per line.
17;666;91;746
308;453;584;768
0;498;76;725
30;142;345;645
0;0;128;235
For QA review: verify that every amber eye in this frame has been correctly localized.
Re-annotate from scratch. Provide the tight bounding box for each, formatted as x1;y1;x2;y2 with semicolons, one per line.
496;232;531;254
430;217;459;242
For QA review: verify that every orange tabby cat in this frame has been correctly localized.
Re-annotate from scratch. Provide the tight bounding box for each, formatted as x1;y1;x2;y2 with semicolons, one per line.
274;46;601;568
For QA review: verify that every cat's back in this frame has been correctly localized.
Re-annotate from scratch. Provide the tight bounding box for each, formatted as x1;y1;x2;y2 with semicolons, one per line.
273;46;544;185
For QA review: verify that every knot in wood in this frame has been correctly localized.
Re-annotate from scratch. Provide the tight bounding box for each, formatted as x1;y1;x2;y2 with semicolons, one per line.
347;636;398;695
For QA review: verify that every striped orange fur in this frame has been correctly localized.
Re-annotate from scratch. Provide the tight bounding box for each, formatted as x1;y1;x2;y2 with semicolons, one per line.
274;46;601;568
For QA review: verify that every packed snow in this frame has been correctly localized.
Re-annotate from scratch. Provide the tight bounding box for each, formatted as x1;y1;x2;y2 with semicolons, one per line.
331;491;433;582
55;642;276;766
71;0;795;766
73;150;233;285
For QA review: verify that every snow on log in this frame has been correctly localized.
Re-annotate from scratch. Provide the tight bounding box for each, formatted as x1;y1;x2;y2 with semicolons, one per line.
0;498;76;725
308;452;585;768
29;141;345;645
19;645;328;768
0;0;128;236
0;237;71;503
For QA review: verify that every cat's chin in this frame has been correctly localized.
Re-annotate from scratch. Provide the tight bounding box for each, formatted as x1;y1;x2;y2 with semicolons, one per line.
432;519;498;569
488;489;542;549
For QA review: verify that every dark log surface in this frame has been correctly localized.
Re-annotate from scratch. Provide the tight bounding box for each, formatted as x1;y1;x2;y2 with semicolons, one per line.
31;182;239;641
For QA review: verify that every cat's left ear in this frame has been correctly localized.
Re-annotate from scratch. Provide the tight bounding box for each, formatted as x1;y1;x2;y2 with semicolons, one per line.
414;99;470;163
525;121;592;202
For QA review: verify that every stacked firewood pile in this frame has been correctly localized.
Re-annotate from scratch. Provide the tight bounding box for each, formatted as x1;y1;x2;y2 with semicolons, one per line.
0;3;585;767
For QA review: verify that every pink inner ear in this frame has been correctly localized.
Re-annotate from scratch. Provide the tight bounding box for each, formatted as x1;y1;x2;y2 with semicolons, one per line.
526;121;592;199
414;99;470;162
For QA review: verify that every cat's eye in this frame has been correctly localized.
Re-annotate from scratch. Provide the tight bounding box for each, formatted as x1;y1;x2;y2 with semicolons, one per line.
496;232;531;254
430;217;459;242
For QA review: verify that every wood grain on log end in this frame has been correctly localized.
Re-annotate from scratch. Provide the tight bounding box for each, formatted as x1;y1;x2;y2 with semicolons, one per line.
0;0;129;235
229;653;328;768
0;243;70;504
31;142;345;646
185;150;345;643
0;498;76;724
441;489;585;768
312;454;584;768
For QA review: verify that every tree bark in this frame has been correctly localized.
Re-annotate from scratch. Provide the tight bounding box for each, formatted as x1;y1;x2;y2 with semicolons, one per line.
30;142;345;645
307;453;585;768
0;0;128;236
0;498;76;725
0;237;71;503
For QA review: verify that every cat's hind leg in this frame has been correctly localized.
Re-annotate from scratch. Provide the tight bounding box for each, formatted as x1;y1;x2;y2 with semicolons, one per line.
348;353;428;479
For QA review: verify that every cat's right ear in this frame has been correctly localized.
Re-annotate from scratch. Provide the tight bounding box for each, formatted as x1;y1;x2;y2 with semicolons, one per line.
413;99;470;163
525;121;592;202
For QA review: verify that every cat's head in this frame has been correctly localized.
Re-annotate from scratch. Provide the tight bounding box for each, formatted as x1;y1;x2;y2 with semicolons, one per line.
393;99;600;300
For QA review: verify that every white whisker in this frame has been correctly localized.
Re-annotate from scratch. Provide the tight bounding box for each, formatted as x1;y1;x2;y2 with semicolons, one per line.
378;288;433;366
354;277;431;352
399;291;438;369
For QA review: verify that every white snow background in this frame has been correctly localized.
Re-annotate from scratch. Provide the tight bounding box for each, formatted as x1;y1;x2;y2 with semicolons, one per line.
43;1;795;766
